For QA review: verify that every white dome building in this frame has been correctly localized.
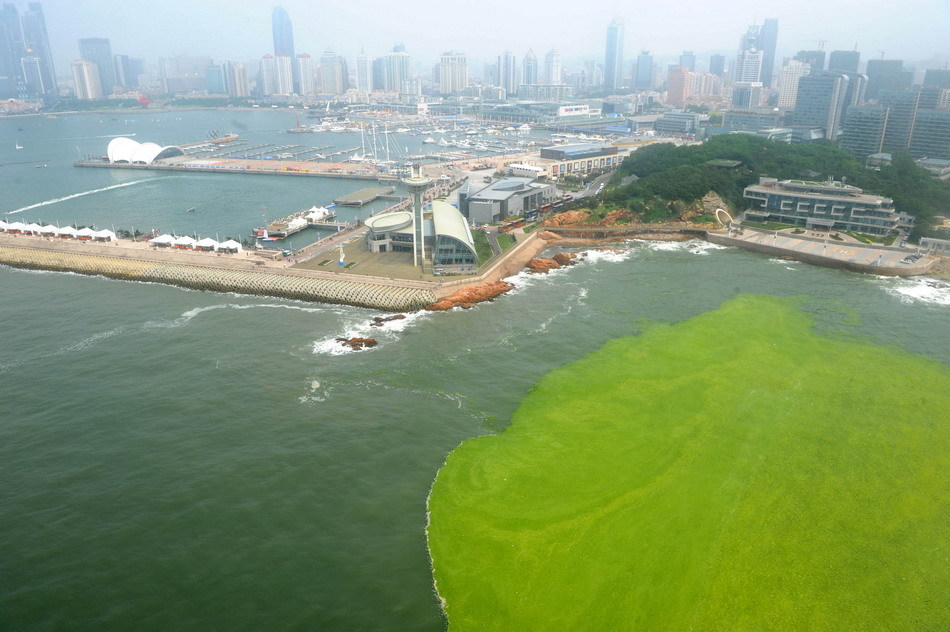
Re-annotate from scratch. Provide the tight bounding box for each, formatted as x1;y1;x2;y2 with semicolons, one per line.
107;137;185;165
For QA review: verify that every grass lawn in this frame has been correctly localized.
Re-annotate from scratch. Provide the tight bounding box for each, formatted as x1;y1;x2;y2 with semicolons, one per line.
427;295;950;631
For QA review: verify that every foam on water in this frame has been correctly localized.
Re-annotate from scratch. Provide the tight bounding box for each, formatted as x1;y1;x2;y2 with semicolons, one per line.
311;309;431;355
877;276;950;306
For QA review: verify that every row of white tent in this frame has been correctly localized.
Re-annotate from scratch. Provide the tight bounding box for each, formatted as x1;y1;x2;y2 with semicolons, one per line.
1;220;117;241
148;234;243;253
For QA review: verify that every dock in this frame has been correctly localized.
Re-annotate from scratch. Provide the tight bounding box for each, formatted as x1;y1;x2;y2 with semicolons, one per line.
334;186;396;206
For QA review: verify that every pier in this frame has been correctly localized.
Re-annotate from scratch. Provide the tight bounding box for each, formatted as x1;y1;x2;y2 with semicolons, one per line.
334;186;396;206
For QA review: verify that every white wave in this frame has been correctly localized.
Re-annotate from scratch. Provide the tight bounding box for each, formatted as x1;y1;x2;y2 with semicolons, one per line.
637;238;721;254
882;277;950;306
579;247;634;264
5;177;172;215
310;310;429;355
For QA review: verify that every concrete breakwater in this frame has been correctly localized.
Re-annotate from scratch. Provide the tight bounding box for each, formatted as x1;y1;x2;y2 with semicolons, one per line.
0;244;437;311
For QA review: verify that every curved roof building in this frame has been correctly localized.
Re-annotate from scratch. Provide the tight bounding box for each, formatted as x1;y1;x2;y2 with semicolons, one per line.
364;201;477;272
107;137;185;165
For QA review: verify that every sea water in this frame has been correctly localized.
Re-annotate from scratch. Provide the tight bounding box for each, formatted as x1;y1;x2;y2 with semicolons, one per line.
1;111;948;631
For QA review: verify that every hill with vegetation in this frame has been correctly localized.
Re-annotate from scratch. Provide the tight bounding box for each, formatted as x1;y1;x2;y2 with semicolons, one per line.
598;135;950;238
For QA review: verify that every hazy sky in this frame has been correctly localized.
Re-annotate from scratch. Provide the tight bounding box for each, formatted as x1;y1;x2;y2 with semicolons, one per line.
34;0;950;76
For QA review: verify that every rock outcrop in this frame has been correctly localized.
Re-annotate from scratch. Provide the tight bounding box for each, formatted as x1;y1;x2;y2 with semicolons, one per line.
337;337;378;350
526;252;577;274
369;314;406;327
425;281;514;310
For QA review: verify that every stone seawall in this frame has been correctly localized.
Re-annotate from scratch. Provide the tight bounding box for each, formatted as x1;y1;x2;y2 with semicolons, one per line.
0;245;436;311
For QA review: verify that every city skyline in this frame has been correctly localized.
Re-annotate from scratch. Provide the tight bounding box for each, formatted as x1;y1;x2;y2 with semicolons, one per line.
26;0;950;79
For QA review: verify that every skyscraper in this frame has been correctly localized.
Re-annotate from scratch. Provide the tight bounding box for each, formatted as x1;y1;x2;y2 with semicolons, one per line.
777;59;810;109
828;50;860;74
384;46;411;92
355;52;372;92
794;50;826;71
71;59;100;99
522;49;537;86
734;48;762;83
0;4;24;98
678;51;696;72
78;37;115;96
297;53;314;96
667;66;691;107
865;60;912;100
20;3;55;101
793;71;850;140
709;54;726;77
543;49;561;85
758;19;779;87
634;51;653;90
841;105;889;158
272;7;298;93
497;49;517;96
604;17;624;93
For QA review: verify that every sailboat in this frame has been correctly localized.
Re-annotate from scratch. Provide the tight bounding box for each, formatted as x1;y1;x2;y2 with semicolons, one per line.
15;143;23;150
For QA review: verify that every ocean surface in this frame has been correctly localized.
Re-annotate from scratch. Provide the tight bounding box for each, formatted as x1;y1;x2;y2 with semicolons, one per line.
2;111;948;631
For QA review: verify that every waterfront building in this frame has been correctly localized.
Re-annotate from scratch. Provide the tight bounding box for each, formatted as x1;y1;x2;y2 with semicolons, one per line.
679;51;696;72
71;59;100;99
793;71;850;140
634;51;653;90
828;50;860;74
439;50;467;95
296;54;314;96
543;49;561;86
777;59;810;109
604;17;625;93
459;177;556;225
865;60;912;100
743;177;914;236
272;6;298;93
522;49;537;86
840;105;889;158
78;37;115;96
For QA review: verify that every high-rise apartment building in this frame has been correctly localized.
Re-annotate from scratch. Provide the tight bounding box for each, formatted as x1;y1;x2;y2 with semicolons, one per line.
604;17;624;93
272;7;298;93
355;52;372;92
840;105;889;157
667;66;690;107
543;49;561;85
497;49;517;95
678;51;696;72
439;50;467;95
79;37;115;96
384;47;411;92
522;49;537;86
227;61;249;97
777;59;810;108
319;50;344;95
828;50;860;74
296;53;314;96
71;59;100;99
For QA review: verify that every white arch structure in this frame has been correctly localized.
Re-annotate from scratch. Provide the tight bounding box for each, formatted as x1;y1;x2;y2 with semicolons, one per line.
107;137;185;165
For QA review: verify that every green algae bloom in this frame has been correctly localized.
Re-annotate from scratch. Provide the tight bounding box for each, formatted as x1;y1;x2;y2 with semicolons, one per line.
427;295;950;631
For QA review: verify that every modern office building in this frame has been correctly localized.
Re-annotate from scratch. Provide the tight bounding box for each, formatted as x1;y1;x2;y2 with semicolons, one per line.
459;177;556;225
0;4;23;98
439;51;467;95
909;108;950;160
355;52;372;92
793;71;850;140
604;17;625;93
828;50;860;74
667;66;690;107
319;50;345;95
794;50;825;72
522;49;537;86
655;110;701;134
205;64;227;95
743;177;914;236
734;48;762;83
709;54;726;77
384;47;411;92
497;49;517;96
20;3;55;102
865;60;912;99
758;18;779;87
272;6;297;93
679;51;696;72
634;51;653;90
922;69;950;89
732;81;763;108
71;59;100;99
777;59;810;108
840;105;889;158
723;108;783;132
543;49;561;85
78;37;115;96
227;61;249;97
879;88;920;151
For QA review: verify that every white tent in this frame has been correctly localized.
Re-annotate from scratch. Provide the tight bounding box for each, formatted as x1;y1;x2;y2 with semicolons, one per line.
39;224;59;235
75;227;96;240
148;234;175;247
0;220;9;231
55;226;77;238
173;235;196;249
194;237;218;251
216;239;243;253
6;221;27;233
23;222;43;234
93;229;117;242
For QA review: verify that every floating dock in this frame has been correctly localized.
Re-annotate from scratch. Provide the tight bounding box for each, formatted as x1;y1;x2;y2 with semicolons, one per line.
334;186;396;206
